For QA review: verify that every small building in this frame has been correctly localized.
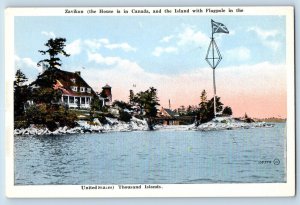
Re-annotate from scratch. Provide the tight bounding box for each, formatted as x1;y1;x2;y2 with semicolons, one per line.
97;84;113;107
158;107;180;125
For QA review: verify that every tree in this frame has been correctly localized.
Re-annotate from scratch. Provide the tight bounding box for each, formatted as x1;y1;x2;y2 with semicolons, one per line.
37;38;70;70
199;90;208;110
14;69;29;118
14;69;28;87
133;87;160;130
129;89;135;105
207;96;223;120
223;106;233;116
90;97;101;111
89;97;101;120
33;38;70;107
22;37;78;130
113;100;132;110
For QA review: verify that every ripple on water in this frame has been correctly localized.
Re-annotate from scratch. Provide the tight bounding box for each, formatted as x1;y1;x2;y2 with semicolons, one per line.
14;124;287;185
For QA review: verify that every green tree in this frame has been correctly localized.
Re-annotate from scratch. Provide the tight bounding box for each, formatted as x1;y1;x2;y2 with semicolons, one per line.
199;89;208;110
14;69;29;118
118;110;132;122
207;96;223;120
14;69;28;87
23;37;79;130
33;38;70;107
113;100;132;110
129;89;135;105
89;97;101;121
134;87;160;130
37;38;70;70
223;106;233;116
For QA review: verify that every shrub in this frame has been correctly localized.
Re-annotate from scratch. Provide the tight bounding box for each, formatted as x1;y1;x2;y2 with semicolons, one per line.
222;106;233;116
25;104;78;131
118;110;132;122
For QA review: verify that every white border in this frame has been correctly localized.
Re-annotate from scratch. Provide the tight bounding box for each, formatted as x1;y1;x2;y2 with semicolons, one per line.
5;6;295;198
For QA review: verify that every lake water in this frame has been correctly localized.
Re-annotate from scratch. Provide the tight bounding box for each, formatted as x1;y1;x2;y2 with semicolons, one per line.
14;123;286;185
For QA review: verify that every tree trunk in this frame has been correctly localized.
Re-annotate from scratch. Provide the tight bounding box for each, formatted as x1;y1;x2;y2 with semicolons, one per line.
147;118;154;130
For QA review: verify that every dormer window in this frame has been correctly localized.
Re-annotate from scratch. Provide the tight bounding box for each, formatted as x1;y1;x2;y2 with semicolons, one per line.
71;78;76;83
87;88;91;93
80;87;85;92
71;86;77;92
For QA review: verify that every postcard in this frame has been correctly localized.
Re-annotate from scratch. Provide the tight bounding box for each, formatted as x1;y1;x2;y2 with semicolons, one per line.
5;6;295;197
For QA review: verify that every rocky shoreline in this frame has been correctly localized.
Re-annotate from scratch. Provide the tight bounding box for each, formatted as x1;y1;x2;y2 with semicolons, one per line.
14;116;274;136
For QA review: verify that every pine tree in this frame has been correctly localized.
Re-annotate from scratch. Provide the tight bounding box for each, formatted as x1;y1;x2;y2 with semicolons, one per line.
129;89;135;105
199;89;208;110
14;69;29;118
37;38;70;70
134;87;160;130
14;69;28;87
33;38;70;106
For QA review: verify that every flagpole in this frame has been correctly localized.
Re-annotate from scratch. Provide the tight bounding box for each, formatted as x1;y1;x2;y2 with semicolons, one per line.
211;20;217;118
206;20;228;119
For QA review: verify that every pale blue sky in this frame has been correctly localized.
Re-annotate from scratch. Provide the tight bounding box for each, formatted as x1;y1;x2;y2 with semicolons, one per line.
13;15;288;117
14;15;286;81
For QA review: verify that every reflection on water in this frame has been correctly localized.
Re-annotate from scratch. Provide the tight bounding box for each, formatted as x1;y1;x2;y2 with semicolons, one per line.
14;123;286;185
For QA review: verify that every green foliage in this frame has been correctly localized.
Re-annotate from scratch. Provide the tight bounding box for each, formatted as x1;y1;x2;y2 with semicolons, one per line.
118;110;132;122
14;120;29;129
113;100;132;110
130;87;160;130
14;69;28;87
33;38;70;108
37;38;70;69
223;106;233;116
134;87;160;118
31;87;62;105
25;104;78;131
90;97;101;111
178;90;232;125
14;69;29;118
129;89;135;104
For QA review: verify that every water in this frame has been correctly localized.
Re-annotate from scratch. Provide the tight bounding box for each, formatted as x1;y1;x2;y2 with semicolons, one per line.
14;123;286;185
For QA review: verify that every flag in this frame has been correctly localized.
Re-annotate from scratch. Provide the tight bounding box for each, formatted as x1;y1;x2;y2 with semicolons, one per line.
211;20;229;34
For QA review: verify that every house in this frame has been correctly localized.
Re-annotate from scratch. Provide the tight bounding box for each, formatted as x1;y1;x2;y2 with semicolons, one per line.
32;68;97;109
158;107;180;125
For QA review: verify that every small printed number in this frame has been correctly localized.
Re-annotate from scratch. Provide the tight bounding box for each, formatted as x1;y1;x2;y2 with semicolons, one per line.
258;161;272;164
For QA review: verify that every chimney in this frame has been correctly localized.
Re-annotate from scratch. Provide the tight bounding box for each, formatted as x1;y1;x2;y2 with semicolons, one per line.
75;71;81;76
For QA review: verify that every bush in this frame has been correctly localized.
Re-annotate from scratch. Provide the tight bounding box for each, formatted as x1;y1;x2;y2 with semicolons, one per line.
118;110;132;122
25;104;78;131
14;120;29;129
223;106;233;116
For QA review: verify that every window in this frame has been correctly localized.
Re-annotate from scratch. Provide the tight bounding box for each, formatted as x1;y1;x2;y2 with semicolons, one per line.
87;97;91;104
63;96;68;103
81;97;86;104
70;78;76;83
80;87;85;92
75;97;80;104
87;88;91;93
71;86;77;92
69;96;74;103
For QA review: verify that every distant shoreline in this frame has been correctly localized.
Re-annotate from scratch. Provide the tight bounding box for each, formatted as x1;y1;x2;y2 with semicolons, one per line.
254;118;286;123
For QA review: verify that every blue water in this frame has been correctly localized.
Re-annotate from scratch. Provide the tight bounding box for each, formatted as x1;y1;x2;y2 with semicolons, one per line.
14;123;286;185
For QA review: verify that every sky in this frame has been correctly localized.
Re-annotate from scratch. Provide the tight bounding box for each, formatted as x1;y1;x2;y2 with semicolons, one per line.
14;15;287;118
